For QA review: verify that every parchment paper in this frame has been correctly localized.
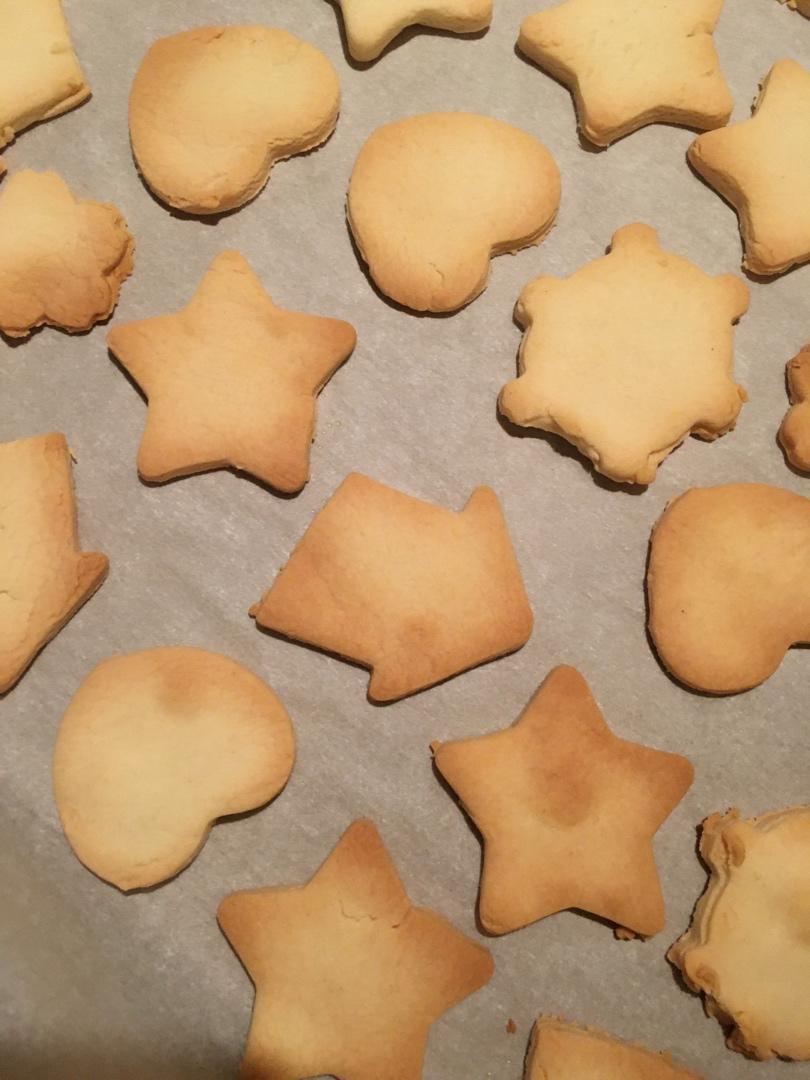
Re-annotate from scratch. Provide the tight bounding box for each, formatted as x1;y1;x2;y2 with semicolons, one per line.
2;1;809;1077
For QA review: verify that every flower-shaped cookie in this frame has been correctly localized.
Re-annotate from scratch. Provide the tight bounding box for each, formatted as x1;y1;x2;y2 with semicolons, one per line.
669;807;810;1060
499;224;748;485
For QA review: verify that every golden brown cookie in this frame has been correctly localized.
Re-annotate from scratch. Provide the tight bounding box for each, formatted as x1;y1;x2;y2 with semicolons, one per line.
669;807;810;1060
688;59;810;275
0;0;90;151
218;819;494;1080
347;112;560;312
333;0;491;61
432;666;693;936
107;251;356;492
518;0;732;147
53;647;295;891
778;345;810;471
779;0;810;14
526;1016;704;1078
499;223;748;485
0;433;108;695
0;169;134;339
251;473;533;702
647;483;810;693
130;27;340;215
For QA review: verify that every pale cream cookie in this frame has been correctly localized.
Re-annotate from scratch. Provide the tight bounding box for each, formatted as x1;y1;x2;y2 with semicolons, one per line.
526;1016;704;1078
347;112;560;312
0;169;134;339
499;224;748;485
518;0;732;146
669;807;810;1060
0;0;90;150
107;251;356;492
688;60;810;275
332;0;491;62
779;345;810;471
129;27;340;215
218;819;493;1080
251;473;533;702
647;483;810;693
0;433;108;695
53;647;295;891
433;666;693;937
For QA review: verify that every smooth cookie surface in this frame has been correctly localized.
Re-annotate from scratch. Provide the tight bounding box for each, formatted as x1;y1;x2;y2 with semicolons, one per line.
130;26;340;215
333;0;491;61
347;112;560;312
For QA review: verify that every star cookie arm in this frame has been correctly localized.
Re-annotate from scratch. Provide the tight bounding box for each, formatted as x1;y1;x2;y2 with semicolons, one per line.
336;0;492;62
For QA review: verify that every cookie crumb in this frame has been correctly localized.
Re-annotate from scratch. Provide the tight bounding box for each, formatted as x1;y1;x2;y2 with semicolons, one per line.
506;1018;517;1034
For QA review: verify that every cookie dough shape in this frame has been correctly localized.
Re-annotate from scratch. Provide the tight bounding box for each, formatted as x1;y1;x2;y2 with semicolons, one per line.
518;0;732;147
107;252;356;492
669;807;810;1060
688;60;810;275
526;1017;704;1079
53;647;295;891
347;113;560;312
433;666;693;936
0;0;90;151
333;0;491;62
0;170;134;339
218;819;493;1080
0;434;108;695
130;27;340;215
648;484;810;693
779;346;810;471
251;473;533;702
499;224;748;485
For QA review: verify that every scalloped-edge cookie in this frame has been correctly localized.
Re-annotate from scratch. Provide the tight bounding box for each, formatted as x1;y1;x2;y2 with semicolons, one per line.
647;483;810;693
778;345;810;471
332;0;491;62
53;647;295;891
526;1016;704;1078
347;112;560;312
218;819;494;1080
518;0;732;147
688;60;810;275
669;807;810;1061
0;0;90;151
130;27;340;215
0;170;134;339
499;223;748;485
0;433;108;696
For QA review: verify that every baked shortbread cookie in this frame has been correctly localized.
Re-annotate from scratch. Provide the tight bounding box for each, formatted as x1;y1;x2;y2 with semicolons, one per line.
0;433;108;695
107;252;356;492
518;0;732;147
525;1017;704;1079
432;666;693;936
778;0;810;15
251;473;533;702
218;819;493;1080
0;170;134;339
669;807;810;1060
347;113;560;312
53;647;295;891
0;0;90;151
499;224;748;485
333;0;491;62
648;484;810;693
688;60;810;275
779;346;810;471
130;27;340;215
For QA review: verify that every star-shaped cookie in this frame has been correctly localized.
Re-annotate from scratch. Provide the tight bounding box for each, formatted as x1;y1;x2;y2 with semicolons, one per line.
432;666;694;936
334;0;491;62
107;252;356;492
518;0;732;146
688;59;810;275
218;819;494;1080
498;223;748;485
1;433;108;695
